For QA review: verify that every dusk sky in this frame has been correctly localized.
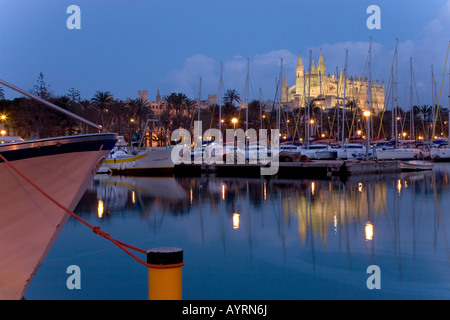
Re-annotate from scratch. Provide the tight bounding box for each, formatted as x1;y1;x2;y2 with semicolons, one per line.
1;0;450;109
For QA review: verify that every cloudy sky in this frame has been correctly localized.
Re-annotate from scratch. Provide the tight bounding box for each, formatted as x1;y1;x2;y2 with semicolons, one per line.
1;0;450;109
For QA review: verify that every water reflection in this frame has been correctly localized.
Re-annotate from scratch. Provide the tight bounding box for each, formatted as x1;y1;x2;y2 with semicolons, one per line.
71;163;450;299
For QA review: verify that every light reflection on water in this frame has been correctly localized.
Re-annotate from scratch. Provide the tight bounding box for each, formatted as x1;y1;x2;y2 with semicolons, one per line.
25;164;450;299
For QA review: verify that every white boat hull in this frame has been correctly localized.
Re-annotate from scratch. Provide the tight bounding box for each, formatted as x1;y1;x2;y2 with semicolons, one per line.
0;133;117;300
301;149;337;160
430;147;450;161
104;147;175;176
375;148;422;160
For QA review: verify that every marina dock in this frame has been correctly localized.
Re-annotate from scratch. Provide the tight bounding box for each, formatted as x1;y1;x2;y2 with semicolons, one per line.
173;160;405;179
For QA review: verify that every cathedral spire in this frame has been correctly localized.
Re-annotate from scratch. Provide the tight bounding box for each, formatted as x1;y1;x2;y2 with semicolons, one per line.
296;52;304;78
317;50;326;74
310;60;317;74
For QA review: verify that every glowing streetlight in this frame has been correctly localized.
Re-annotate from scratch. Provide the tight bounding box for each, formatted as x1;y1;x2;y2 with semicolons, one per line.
231;117;238;130
0;114;6;122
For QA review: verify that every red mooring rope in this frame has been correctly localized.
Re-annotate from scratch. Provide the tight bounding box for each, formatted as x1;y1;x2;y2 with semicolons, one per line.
0;152;184;269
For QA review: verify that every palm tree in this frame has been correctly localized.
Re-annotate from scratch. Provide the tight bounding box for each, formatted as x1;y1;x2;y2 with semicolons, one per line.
184;98;196;130
108;99;127;134
91;90;113;128
129;97;150;133
223;89;241;108
166;92;187;117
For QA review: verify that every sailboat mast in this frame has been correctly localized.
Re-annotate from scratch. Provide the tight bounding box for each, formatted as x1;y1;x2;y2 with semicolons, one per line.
352;78;356;137
278;58;283;133
342;49;348;145
367;37;373;145
431;64;436;139
307;50;312;147
335;66;339;142
394;39;399;147
409;58;415;140
198;77;202;122
259;88;263;131
319;72;323;137
244;58;250;133
217;62;223;133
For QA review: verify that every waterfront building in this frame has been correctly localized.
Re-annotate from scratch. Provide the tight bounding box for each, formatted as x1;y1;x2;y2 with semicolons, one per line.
282;51;385;113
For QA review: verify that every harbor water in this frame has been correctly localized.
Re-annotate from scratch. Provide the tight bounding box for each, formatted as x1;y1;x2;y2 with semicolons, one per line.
25;164;450;300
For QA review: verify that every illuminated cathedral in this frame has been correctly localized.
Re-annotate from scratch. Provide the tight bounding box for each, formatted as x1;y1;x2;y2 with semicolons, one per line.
281;51;385;113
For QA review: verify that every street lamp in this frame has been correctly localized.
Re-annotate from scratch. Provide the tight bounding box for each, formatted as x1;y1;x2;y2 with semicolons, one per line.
363;110;371;160
1;129;6;143
231;117;237;130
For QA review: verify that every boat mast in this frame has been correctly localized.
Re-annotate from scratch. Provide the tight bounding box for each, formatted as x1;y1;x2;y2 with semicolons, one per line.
393;39;399;147
409;58;415;140
217;62;223;133
431;41;450;141
243;58;250;133
342;49;348;145
319;71;323;137
367;37;373;147
277;58;283;134
259;88;263;131
0;78;103;131
336;66;339;143
352;78;356;138
431;64;436;139
307;50;312;148
198;77;202;122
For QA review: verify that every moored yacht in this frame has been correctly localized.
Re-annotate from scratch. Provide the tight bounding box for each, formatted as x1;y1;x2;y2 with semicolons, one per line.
430;143;450;161
334;143;369;160
375;143;424;160
300;144;337;160
0;78;117;300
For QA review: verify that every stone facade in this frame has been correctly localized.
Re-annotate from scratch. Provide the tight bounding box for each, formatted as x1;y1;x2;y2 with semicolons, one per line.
283;51;385;113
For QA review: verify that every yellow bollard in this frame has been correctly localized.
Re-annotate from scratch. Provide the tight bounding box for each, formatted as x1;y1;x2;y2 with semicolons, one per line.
147;247;184;300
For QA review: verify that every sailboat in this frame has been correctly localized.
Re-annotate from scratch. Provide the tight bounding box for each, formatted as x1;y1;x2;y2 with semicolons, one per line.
375;39;423;161
430;45;450;161
0;79;117;300
430;142;450;161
